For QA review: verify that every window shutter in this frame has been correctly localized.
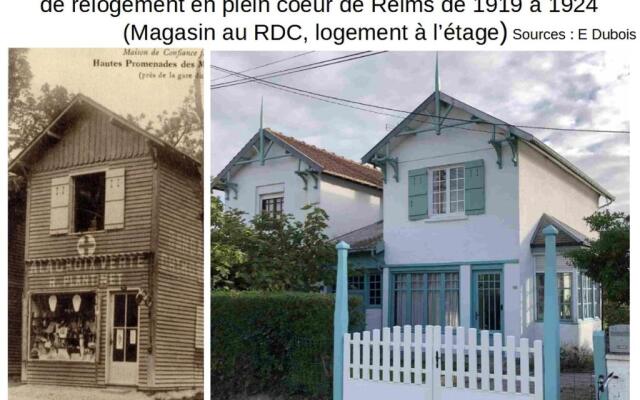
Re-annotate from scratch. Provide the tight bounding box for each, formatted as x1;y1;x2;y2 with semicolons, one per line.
50;176;70;235
408;168;428;220
105;168;125;230
464;159;485;215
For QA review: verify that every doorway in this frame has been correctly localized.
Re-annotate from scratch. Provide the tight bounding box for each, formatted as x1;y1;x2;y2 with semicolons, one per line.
107;292;139;385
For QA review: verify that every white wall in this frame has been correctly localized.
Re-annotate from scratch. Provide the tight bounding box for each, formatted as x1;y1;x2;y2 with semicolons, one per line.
518;143;600;339
383;108;520;266
225;142;319;223
224;141;382;238
319;174;382;238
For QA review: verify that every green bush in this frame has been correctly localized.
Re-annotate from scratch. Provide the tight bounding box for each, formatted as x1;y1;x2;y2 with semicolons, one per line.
212;291;364;400
560;344;594;373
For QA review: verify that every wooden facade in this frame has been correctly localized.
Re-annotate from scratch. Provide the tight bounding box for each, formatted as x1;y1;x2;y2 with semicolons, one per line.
8;176;26;378
9;95;203;390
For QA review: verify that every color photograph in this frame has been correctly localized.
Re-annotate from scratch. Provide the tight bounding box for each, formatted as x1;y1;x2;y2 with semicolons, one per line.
211;51;630;400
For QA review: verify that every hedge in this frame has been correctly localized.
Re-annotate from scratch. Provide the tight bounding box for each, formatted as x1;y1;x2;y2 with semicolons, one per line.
212;291;364;399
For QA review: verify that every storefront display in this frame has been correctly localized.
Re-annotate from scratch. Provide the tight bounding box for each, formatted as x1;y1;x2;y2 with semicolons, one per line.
29;293;97;362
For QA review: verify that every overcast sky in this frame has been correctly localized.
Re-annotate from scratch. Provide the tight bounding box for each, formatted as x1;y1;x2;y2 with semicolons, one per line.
211;51;630;212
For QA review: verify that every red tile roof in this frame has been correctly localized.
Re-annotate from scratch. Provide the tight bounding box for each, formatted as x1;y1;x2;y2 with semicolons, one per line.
268;129;383;189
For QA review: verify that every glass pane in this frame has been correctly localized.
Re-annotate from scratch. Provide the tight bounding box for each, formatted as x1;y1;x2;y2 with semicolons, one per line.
412;291;424;326
449;167;464;213
126;294;138;327
368;273;381;305
395;290;407;326
477;272;501;331
432;169;447;215
114;294;125;327
126;328;138;362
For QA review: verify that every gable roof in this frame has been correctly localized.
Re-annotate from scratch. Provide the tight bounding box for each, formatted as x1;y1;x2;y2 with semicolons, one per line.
332;220;383;252
362;91;614;201
215;128;383;189
530;214;590;248
9;94;201;174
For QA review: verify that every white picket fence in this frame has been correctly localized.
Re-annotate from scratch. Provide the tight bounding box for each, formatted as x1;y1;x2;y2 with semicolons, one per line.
343;325;543;400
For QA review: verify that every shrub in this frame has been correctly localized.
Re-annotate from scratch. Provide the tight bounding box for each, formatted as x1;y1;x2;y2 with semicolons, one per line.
560;344;594;373
212;291;364;400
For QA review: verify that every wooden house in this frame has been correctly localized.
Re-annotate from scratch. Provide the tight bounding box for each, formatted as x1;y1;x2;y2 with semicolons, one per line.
8;94;203;389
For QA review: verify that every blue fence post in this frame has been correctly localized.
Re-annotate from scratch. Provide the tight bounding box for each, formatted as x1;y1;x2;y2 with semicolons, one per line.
593;331;608;400
543;225;560;400
333;241;350;400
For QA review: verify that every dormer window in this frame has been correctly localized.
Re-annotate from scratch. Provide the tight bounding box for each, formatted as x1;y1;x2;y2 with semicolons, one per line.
74;172;106;232
430;165;465;216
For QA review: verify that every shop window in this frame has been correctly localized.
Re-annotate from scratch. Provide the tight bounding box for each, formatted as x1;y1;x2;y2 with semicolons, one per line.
74;172;106;232
29;292;97;362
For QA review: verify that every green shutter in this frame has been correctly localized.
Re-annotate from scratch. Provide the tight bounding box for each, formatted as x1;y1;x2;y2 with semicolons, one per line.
408;168;428;220
465;159;485;215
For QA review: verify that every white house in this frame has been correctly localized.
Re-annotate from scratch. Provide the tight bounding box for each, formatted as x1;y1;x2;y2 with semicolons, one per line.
214;128;383;239
359;90;612;349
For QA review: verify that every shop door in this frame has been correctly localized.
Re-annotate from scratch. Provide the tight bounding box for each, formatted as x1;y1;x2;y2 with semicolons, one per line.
108;292;139;385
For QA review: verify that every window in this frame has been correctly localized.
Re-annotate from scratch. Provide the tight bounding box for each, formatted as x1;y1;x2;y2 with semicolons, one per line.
430;166;464;216
29;292;97;362
260;194;284;217
536;272;573;321
394;271;459;327
368;273;381;306
578;272;600;319
348;275;364;291
74;172;105;232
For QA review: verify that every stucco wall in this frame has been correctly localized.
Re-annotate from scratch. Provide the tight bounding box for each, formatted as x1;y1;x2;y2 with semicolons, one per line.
518;143;600;339
319;174;382;238
224;143;319;223
382;110;520;266
224;141;382;238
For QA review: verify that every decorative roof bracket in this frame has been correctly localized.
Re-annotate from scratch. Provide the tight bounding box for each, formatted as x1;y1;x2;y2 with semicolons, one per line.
296;160;319;190
295;169;319;190
223;171;238;200
489;126;518;169
371;155;398;183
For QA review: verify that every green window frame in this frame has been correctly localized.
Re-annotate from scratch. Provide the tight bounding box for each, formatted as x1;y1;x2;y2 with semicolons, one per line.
392;270;460;327
535;272;573;322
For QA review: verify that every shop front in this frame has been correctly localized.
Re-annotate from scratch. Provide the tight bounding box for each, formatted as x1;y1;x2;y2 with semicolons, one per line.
24;249;153;387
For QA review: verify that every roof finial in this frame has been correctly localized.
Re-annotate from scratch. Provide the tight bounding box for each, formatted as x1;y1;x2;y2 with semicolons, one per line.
259;97;265;165
435;52;442;135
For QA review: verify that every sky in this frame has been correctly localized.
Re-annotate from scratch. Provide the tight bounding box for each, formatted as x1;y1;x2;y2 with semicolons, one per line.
27;48;199;121
211;51;630;212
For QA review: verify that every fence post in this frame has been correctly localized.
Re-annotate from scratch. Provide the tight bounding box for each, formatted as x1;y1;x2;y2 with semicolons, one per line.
333;241;350;400
593;331;608;400
543;225;560;400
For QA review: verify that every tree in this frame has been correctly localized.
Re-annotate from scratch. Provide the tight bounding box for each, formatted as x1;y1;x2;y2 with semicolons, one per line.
211;196;250;289
211;199;336;292
8;49;73;157
567;210;629;322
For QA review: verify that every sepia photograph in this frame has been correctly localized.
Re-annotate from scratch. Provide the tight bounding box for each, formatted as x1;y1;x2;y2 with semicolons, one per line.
8;48;204;399
211;51;629;400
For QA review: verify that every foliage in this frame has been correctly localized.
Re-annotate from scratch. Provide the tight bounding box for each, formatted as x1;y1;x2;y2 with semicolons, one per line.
211;198;336;291
211;196;250;289
212;291;364;399
560;345;593;373
8;48;203;162
567;210;629;309
8;48;73;156
602;299;629;326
